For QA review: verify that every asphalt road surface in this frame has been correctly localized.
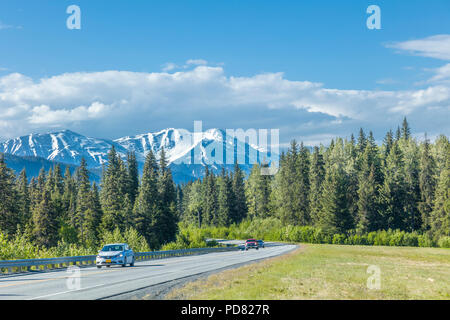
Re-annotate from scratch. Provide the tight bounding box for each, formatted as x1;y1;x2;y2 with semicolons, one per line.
0;242;296;300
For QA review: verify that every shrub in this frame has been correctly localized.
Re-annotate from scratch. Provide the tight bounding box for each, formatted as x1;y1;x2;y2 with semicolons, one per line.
418;234;435;247
332;234;346;245
438;236;450;248
101;227;150;252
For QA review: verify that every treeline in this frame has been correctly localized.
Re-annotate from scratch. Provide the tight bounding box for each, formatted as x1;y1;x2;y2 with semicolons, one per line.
174;219;450;249
0;118;449;257
179;119;449;243
0;146;178;252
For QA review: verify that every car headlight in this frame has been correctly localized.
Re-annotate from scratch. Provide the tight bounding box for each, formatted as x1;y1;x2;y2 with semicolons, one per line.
118;253;123;257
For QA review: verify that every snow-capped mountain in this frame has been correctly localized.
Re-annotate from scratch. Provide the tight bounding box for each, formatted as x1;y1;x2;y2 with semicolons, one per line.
0;130;126;169
0;128;278;183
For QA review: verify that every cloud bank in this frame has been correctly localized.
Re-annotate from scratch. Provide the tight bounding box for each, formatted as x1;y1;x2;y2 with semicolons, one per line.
0;55;449;144
386;34;450;61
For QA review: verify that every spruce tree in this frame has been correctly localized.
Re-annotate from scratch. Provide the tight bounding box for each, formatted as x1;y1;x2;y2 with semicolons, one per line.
127;151;139;207
296;142;311;224
383;129;394;161
356;160;380;233
230;161;248;224
176;185;184;219
50;165;65;224
83;182;103;246
344;137;359;224
356;144;382;233
35;167;46;204
275;141;311;226
418;136;437;231
246;164;260;219
133;150;161;249
202;167;215;225
318;162;352;234
157;148;178;246
0;154;20;235
76;158;91;243
357;128;367;154
309;147;325;225
430;146;450;238
32;190;58;247
186;180;204;227
28;177;38;218
395;126;401;142
379;143;408;230
217;168;232;226
100;146;127;233
401;117;411;140
15;169;31;229
62;167;77;227
400;137;421;231
52;164;65;196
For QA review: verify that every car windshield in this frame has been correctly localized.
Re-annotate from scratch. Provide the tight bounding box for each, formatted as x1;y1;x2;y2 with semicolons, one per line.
101;245;124;252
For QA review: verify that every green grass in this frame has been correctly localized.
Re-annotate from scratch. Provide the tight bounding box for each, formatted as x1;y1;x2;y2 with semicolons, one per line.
167;244;450;300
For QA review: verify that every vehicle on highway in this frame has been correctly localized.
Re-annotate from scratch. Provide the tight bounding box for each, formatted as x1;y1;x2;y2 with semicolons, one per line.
257;240;265;248
245;239;259;251
96;243;135;268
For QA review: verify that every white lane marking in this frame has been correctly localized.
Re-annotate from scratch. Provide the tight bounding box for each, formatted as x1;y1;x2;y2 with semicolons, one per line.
26;270;179;300
0;268;122;289
27;284;105;300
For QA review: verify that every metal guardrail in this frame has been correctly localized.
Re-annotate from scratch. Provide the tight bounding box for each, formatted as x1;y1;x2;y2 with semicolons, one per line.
0;246;240;275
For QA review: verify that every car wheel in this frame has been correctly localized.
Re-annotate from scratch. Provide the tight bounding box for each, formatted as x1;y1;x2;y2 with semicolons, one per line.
106;265;110;268
130;257;135;267
97;265;101;269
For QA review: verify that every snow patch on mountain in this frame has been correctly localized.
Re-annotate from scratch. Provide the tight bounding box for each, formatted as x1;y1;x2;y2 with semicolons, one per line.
0;128;278;183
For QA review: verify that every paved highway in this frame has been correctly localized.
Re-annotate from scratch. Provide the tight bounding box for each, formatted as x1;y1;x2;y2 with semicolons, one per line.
0;242;296;300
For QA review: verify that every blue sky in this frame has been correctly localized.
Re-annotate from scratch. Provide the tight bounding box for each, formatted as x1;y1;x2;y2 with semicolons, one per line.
0;0;449;145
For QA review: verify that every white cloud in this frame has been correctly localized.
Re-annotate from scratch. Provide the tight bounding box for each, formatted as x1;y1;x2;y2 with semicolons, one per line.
386;34;450;61
0;21;22;30
162;62;178;72
428;63;450;83
0;64;448;144
376;78;399;85
162;59;210;72
186;59;208;66
28;102;110;125
388;34;450;88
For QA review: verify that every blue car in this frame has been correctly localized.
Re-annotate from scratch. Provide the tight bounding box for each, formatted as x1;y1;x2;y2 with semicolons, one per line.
96;243;135;268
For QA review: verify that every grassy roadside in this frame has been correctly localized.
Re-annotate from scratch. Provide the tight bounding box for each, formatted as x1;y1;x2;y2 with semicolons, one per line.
166;244;450;300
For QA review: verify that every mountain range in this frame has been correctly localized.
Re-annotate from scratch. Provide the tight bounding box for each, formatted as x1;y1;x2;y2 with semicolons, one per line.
0;129;277;183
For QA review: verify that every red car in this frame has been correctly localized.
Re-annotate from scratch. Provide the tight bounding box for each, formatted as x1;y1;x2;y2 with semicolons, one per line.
245;239;259;250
